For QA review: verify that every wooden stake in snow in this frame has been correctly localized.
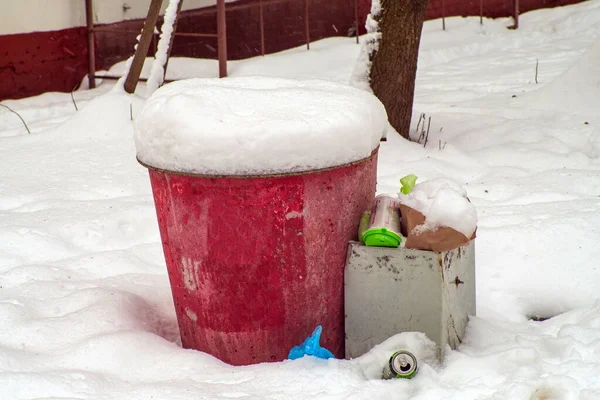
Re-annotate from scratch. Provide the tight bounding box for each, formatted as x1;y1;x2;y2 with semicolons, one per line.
124;0;164;94
442;0;446;31
305;0;311;50
480;0;483;25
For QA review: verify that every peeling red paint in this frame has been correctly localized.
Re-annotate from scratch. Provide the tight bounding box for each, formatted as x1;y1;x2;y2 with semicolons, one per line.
146;151;378;365
0;27;88;100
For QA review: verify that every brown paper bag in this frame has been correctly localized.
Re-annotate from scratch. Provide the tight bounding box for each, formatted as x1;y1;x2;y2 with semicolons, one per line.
399;204;476;253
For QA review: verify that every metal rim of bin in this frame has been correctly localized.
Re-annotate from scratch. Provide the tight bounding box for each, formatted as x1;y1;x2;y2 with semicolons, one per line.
136;147;379;179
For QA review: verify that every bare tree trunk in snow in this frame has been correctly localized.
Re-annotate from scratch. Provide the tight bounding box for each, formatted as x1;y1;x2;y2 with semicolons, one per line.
369;0;429;139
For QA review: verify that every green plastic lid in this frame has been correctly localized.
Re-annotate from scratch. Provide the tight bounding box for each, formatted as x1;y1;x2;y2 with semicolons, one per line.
362;227;402;248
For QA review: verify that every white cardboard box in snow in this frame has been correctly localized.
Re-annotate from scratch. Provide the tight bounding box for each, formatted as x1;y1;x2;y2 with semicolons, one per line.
134;77;388;176
344;240;475;360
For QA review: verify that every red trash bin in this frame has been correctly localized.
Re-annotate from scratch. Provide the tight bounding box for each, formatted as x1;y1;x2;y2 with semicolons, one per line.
135;77;387;365
141;149;377;365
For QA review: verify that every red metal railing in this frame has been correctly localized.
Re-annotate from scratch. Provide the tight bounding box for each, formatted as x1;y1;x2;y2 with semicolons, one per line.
85;0;227;89
85;0;361;89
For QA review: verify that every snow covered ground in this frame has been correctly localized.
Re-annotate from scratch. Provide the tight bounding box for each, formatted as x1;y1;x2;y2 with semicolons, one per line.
1;1;600;398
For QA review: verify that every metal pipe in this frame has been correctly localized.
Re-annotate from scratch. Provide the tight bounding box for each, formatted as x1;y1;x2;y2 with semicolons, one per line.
92;27;172;37
94;75;173;83
92;27;146;34
217;0;228;78
442;0;446;31
305;0;310;50
354;0;359;43
85;0;96;89
260;0;265;55
480;0;483;25
174;32;219;38
354;0;360;43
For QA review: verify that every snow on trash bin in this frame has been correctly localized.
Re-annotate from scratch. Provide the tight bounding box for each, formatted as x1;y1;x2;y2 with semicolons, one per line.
134;77;388;365
134;77;387;176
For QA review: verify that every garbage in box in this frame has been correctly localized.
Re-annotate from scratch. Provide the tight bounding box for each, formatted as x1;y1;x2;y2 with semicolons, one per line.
362;195;403;248
134;76;388;365
357;211;371;241
345;176;477;359
357;175;476;252
398;177;477;252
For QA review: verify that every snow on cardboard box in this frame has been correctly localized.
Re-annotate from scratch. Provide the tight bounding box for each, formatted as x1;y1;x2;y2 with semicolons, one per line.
398;178;477;253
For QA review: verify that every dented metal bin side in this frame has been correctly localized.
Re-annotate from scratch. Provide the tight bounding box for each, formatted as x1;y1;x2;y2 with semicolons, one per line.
344;241;475;360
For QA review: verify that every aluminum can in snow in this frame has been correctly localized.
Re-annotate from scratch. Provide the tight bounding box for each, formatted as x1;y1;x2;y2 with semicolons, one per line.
382;350;418;379
362;194;402;247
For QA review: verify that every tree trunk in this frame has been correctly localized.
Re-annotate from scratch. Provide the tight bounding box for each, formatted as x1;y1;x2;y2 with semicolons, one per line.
370;0;429;139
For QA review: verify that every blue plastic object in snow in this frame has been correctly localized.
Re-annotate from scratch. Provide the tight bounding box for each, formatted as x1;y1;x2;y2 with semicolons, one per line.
288;326;335;360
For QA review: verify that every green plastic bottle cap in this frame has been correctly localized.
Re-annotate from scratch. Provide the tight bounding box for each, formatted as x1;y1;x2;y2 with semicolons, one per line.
362;227;402;248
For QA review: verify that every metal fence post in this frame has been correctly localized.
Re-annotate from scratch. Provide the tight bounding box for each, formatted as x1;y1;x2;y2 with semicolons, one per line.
85;0;96;89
